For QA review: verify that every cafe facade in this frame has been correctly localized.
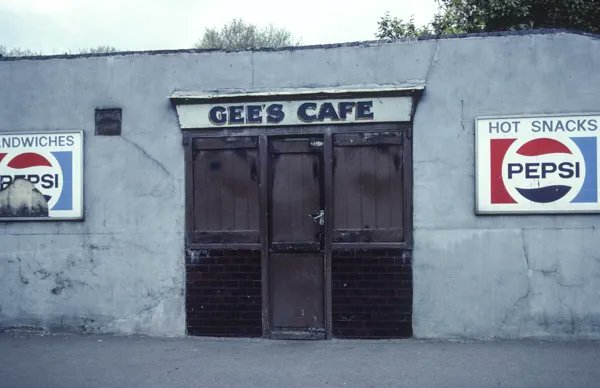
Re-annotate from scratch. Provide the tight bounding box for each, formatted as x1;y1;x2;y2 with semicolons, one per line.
1;30;599;339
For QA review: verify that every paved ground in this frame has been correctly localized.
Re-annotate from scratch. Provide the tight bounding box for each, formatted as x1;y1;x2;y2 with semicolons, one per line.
0;333;599;388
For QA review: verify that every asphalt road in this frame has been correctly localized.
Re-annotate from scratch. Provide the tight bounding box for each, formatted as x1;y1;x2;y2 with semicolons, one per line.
1;333;599;387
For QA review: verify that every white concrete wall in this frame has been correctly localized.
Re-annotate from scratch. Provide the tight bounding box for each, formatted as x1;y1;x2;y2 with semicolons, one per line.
412;32;600;339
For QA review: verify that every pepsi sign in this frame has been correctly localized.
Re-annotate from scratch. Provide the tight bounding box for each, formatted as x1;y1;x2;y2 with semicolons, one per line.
476;114;600;214
0;131;83;220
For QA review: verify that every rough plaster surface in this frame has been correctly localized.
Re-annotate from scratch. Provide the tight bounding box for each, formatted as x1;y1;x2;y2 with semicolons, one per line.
0;32;599;337
412;33;600;339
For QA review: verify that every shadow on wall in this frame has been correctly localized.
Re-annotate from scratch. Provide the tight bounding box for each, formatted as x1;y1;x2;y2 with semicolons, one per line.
0;178;48;217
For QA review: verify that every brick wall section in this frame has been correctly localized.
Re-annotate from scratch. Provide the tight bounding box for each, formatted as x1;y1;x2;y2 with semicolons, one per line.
186;249;262;337
185;248;411;338
332;249;412;338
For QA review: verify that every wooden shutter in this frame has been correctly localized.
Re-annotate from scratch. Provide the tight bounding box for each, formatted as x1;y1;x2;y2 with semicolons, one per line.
189;137;260;246
332;132;406;244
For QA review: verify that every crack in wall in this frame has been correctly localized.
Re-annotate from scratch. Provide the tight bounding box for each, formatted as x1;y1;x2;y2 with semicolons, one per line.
530;266;583;288
120;136;170;177
558;295;576;335
494;230;534;337
424;39;440;83
521;230;584;288
520;229;531;271
16;257;29;285
494;229;588;338
460;99;467;132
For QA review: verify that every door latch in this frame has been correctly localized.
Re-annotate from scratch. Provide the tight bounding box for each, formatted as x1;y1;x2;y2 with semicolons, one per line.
309;209;325;226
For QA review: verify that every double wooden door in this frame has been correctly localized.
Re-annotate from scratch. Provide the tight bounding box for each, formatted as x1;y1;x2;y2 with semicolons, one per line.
186;127;410;339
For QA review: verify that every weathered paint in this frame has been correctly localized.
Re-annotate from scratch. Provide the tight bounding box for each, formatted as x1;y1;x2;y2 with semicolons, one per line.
0;31;599;338
0;179;48;217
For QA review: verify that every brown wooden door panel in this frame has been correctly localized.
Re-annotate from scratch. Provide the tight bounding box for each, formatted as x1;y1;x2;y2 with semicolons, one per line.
191;137;260;245
332;132;405;243
270;138;323;250
270;253;324;328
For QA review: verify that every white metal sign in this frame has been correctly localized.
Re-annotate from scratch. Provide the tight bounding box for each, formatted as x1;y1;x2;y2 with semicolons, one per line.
175;97;413;129
476;114;600;214
0;131;84;220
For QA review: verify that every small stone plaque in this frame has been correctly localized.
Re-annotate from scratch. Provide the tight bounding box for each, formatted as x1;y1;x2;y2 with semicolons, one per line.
95;108;122;136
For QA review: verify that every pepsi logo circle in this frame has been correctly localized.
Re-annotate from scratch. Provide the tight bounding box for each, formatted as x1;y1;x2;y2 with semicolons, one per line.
502;138;585;204
0;151;63;209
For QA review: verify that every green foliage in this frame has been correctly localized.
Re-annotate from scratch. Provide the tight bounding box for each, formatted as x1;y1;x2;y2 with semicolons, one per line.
194;19;299;50
377;0;600;39
376;12;432;38
434;0;600;34
0;46;41;57
77;46;118;54
0;45;118;57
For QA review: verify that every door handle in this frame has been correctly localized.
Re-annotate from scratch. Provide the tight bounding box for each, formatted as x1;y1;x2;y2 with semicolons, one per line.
309;209;325;226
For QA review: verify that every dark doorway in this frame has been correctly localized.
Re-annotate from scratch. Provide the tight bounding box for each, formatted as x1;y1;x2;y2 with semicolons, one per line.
268;136;325;339
184;124;413;339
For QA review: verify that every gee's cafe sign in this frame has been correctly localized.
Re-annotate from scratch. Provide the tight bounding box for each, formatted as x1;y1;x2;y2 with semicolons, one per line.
174;96;414;129
0;131;83;220
476;114;600;214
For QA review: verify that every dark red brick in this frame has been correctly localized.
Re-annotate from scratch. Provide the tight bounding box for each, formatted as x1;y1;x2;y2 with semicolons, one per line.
186;250;262;337
332;249;412;339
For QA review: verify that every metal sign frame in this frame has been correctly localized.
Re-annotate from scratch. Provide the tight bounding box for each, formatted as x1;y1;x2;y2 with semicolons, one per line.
475;113;600;214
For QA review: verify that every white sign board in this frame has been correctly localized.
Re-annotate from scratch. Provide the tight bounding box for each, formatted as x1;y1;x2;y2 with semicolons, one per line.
476;114;600;214
0;131;84;220
175;96;413;129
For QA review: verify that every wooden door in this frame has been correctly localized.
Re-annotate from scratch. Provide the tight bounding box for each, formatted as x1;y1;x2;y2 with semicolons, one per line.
268;136;325;339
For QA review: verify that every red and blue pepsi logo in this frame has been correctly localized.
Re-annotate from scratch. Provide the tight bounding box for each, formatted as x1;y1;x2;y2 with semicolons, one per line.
491;137;597;204
0;151;73;211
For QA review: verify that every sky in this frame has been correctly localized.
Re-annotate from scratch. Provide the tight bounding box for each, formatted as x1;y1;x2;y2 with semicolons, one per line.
0;0;439;54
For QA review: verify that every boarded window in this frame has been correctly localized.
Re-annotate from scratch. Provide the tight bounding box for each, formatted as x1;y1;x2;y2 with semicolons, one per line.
333;132;405;243
190;137;260;244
